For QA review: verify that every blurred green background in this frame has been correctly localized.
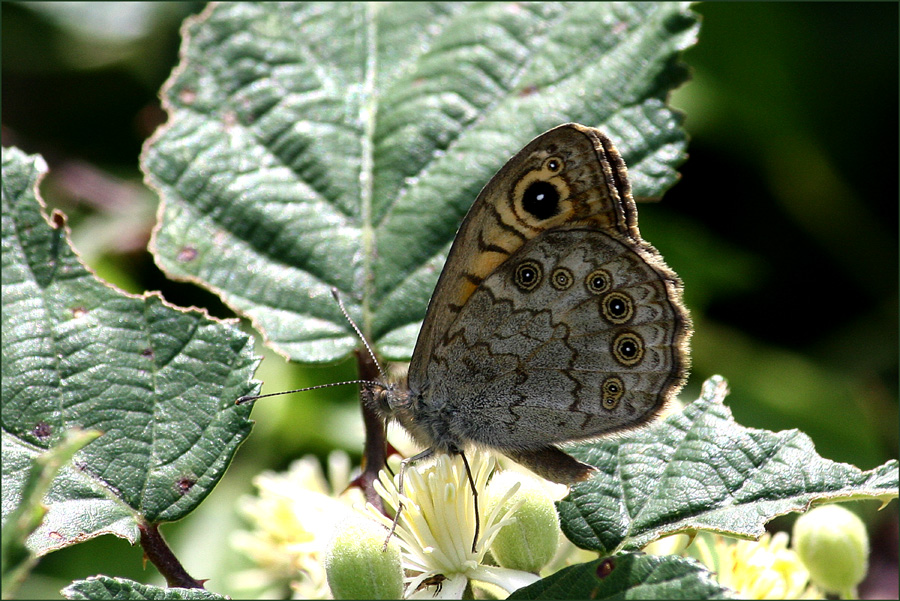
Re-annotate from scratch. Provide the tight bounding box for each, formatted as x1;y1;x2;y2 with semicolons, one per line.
3;2;897;599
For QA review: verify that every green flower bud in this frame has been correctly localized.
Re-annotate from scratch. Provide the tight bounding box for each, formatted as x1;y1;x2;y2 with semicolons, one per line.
324;517;403;600
792;504;869;597
487;472;560;573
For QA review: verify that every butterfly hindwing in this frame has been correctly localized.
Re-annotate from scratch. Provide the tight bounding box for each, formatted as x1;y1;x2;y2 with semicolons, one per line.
417;226;689;451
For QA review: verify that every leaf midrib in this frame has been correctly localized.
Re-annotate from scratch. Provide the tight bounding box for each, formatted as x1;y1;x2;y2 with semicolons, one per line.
359;2;379;338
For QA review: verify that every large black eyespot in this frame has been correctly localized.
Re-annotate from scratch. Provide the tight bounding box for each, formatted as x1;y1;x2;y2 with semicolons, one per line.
601;376;625;410
521;180;561;220
514;260;543;291
550;267;573;290
601;292;634;324
586;269;612;295
611;331;644;366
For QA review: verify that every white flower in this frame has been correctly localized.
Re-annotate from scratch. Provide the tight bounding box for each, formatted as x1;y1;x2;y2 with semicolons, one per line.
365;450;541;598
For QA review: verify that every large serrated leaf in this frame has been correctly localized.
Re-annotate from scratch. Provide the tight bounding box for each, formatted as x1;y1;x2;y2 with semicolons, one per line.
62;576;227;600
557;376;900;554
1;147;260;556
508;553;735;600
143;1;699;363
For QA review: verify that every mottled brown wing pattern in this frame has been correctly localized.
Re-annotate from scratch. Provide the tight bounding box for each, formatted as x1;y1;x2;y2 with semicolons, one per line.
421;227;690;450
410;124;639;381
371;123;691;484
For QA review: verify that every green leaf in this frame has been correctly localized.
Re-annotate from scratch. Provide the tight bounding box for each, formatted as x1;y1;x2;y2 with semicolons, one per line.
1;147;260;557
62;576;226;600
558;376;900;554
508;553;735;600
1;429;100;597
143;1;699;363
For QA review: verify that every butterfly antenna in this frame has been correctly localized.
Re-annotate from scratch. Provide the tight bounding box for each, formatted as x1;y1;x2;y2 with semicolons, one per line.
236;380;381;404
236;288;388;405
330;286;388;383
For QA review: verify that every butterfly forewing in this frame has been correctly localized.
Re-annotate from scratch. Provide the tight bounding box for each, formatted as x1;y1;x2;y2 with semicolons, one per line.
409;124;638;383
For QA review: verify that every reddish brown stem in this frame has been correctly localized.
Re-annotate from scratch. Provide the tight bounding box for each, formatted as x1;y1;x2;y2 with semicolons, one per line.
356;347;388;514
138;521;204;589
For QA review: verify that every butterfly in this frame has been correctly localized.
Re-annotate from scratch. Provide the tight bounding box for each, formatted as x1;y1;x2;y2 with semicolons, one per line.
240;124;691;551
363;123;691;485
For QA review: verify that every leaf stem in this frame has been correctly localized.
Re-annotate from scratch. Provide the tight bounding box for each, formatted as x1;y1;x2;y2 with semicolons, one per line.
356;347;388;515
138;522;204;589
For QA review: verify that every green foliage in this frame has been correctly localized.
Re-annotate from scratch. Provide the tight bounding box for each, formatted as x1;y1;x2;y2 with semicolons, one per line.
62;576;226;600
2;2;897;600
2;429;100;598
559;377;898;555
508;553;735;600
144;2;698;363
2;146;258;563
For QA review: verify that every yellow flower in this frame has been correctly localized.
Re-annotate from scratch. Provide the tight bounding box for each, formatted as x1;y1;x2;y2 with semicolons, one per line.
233;447;569;599
230;451;364;599
692;532;820;599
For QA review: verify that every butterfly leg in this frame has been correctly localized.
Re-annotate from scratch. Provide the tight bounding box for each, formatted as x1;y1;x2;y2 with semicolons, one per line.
382;447;481;554
457;450;480;553
383;447;435;551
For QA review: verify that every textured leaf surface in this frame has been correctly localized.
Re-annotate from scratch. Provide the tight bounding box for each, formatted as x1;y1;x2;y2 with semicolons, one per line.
558;376;900;554
1;429;99;595
1;147;259;556
508;553;734;600
143;1;699;363
63;576;226;600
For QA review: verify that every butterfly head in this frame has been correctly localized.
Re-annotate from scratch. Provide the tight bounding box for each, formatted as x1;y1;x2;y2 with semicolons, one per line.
361;378;448;452
361;379;410;420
